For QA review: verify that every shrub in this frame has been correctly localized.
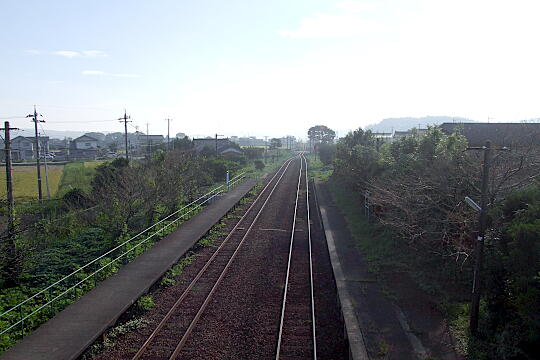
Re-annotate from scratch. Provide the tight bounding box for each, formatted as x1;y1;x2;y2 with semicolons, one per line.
254;160;265;170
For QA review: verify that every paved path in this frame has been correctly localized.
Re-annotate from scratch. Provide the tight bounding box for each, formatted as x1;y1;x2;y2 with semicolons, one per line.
1;179;257;360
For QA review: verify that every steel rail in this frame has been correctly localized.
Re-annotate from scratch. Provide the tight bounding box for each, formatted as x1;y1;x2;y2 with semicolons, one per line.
167;157;302;360
275;153;317;360
304;153;318;359
131;158;295;360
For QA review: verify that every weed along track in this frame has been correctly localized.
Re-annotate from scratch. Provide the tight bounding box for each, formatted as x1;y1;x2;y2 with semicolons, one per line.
93;155;346;360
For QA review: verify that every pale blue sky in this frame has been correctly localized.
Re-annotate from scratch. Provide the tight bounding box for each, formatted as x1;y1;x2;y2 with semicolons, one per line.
1;0;539;139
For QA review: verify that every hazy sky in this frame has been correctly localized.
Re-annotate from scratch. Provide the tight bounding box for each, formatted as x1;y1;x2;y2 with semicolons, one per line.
1;0;539;139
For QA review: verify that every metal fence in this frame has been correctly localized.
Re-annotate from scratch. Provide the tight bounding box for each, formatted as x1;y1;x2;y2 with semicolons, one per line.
0;172;247;340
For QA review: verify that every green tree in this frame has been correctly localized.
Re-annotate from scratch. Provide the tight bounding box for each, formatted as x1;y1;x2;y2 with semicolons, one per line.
269;138;282;149
172;136;193;151
308;125;336;144
244;147;264;160
318;143;336;165
254;160;265;170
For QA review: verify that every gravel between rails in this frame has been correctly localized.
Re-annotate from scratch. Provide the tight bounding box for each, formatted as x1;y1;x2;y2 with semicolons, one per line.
175;157;347;360
275;157;314;359
176;158;302;359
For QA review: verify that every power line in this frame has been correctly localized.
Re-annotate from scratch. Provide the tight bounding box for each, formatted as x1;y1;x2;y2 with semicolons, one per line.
0;116;26;120
46;119;118;124
36;104;120;111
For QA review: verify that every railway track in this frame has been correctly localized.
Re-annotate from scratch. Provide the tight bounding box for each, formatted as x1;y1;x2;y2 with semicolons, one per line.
275;153;317;360
130;157;297;360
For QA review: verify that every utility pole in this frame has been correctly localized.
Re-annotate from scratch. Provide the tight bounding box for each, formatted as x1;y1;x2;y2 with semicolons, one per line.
215;133;224;156
166;118;172;151
118;110;131;161
146;122;151;158
264;136;268;163
469;140;491;335
2;121;18;236
27;106;44;201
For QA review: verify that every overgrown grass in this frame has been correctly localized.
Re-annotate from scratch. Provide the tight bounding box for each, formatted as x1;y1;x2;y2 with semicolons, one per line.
57;162;99;196
160;256;195;287
248;150;294;179
0;165;64;200
0;160;104;200
135;295;155;312
306;155;333;182
326;178;405;274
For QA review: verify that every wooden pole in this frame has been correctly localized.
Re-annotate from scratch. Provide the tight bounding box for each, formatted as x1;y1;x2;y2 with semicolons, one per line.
3;121;17;234
470;140;491;335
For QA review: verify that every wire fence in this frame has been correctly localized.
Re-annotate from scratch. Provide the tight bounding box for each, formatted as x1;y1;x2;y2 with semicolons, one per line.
0;172;247;342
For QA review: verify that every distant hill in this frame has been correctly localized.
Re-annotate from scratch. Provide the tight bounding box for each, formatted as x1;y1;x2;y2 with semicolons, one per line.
366;116;474;133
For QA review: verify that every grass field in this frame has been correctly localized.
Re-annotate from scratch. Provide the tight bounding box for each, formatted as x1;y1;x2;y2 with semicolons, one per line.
0;160;107;200
0;165;65;200
56;161;104;196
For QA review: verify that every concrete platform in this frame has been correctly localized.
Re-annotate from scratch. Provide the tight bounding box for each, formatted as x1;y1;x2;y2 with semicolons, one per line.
315;182;444;360
1;179;257;360
314;182;369;360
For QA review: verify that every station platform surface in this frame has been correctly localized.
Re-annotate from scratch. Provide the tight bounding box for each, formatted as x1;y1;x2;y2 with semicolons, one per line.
1;178;257;360
315;182;459;360
314;182;370;360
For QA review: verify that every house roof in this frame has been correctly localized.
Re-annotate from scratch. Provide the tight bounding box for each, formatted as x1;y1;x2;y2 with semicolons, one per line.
73;135;99;142
13;136;49;142
12;136;32;143
193;138;229;149
137;134;165;142
439;122;540;147
192;138;243;154
220;147;243;155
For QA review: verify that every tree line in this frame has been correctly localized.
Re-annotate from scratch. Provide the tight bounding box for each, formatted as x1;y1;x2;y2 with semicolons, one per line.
316;125;540;359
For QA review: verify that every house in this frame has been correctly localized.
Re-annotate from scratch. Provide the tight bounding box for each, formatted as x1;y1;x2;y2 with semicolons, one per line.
439;122;540;148
372;132;393;143
193;138;243;156
69;135;99;159
391;128;428;141
9;136;50;161
137;134;165;154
